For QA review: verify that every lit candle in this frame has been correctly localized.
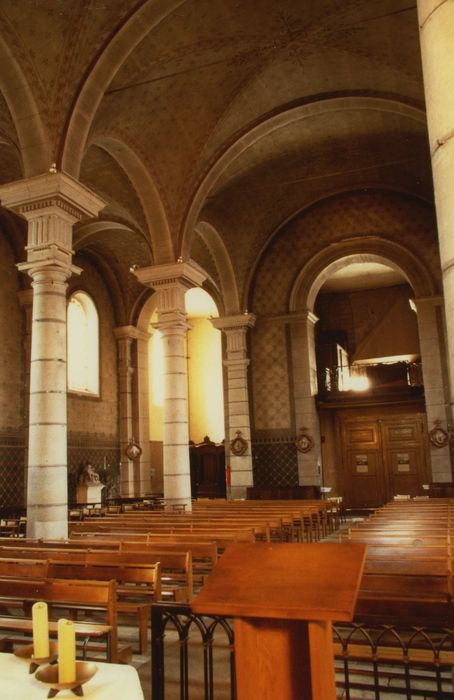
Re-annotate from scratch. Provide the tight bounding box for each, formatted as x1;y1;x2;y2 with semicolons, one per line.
58;618;76;683
32;601;50;658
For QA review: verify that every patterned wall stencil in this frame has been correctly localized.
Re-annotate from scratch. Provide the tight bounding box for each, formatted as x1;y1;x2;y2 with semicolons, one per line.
0;435;25;510
252;191;438;315
252;437;298;487
251;323;292;429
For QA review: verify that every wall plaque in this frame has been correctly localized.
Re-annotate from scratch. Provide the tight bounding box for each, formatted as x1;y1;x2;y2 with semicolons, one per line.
355;455;368;473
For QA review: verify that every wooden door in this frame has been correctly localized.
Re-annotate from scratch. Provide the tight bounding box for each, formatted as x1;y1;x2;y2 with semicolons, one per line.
381;415;428;499
189;440;226;498
341;420;384;509
340;412;429;508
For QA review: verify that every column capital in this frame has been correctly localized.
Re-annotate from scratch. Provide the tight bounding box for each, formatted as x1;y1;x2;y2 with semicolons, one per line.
2;173;105;272
211;314;256;356
412;295;444;311
18;258;82;281
153;317;192;335
0;172;105;224
135;260;207;322
134;260;207;291
211;312;257;333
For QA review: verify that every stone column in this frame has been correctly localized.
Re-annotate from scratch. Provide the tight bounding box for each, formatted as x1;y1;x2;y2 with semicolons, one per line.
413;295;452;481
135;329;153;495
114;328;136;498
211;314;256;499
418;2;454;421
134;261;206;510
289;311;322;486
0;173;104;539
114;326;152;498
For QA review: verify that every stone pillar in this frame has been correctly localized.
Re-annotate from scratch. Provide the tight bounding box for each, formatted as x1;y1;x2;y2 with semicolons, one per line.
211;314;256;499
0;173;104;539
413;296;452;481
114;328;136;498
289;311;322;486
135;329;153;495
418;2;454;421
134;261;207;510
114;326;152;498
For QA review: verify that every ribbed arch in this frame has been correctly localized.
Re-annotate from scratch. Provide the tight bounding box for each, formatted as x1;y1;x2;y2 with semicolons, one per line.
180;96;426;258
60;0;187;178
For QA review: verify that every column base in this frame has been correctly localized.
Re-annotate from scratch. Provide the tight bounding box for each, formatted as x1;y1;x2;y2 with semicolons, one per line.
26;519;68;540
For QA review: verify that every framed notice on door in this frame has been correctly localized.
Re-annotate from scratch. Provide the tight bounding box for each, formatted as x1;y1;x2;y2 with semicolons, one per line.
397;453;410;472
355;455;369;473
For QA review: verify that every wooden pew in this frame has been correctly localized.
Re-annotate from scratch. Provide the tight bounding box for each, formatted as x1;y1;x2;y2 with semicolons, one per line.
0;557;49;579
0;544;193;600
47;560;160;654
0;577;118;661
120;540;217;588
84;550;192;602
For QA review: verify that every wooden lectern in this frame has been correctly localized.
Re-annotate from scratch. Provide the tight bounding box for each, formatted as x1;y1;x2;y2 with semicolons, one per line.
192;542;366;700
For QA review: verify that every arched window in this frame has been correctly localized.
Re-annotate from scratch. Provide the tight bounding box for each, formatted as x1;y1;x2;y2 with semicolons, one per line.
67;291;99;395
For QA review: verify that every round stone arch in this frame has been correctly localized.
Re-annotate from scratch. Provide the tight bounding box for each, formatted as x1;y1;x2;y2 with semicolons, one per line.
82;137;173;264
289;236;437;313
288;236;451;487
0;35;49;175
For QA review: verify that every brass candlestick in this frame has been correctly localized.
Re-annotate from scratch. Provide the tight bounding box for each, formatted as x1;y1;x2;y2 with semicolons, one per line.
14;641;58;674
35;661;98;698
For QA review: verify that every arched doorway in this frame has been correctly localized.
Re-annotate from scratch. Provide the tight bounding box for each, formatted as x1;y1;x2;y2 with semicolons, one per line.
314;259;430;508
290;240;446;509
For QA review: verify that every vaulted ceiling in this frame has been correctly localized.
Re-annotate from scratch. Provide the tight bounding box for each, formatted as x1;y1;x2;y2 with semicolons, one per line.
0;1;435;320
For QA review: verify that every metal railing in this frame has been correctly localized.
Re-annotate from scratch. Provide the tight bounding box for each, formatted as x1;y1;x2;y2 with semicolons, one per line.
151;602;236;700
151;602;454;699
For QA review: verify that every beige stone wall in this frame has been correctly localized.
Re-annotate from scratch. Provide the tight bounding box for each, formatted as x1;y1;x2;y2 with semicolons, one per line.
0;230;23;431
67;260;118;441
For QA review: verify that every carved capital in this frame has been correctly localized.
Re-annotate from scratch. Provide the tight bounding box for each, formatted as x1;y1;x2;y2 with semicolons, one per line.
0;172;105;223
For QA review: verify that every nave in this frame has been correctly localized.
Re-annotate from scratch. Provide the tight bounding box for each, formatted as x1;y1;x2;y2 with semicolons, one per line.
0;496;453;699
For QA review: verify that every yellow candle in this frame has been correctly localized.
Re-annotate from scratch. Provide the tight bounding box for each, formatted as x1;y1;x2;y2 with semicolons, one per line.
58;618;76;683
32;601;50;658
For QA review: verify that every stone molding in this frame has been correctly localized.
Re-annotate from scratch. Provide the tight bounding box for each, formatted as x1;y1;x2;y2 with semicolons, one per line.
134;260;207;291
0;172;105;222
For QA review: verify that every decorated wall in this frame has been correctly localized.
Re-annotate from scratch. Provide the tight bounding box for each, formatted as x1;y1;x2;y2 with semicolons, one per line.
0;228;25;509
67;258;120;501
248;190;439;488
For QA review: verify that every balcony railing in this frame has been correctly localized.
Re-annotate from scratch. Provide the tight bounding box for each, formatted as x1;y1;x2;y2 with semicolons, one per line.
318;361;423;398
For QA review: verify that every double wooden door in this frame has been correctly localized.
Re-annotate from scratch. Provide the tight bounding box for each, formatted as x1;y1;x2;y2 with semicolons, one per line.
340;412;430;508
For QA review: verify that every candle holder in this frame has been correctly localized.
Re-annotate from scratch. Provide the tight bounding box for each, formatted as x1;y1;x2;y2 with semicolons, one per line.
35;661;98;698
14;641;58;674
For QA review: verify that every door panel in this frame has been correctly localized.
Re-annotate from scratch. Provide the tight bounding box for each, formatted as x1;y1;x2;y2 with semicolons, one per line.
344;449;384;508
381;416;428;498
341;420;384;508
339;412;429;508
